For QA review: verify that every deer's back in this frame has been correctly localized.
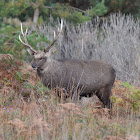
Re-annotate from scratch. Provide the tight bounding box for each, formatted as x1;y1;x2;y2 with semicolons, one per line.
38;59;115;93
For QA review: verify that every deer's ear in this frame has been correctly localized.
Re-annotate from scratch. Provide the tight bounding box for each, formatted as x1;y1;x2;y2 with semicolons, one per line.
46;48;57;56
27;49;35;56
50;48;56;54
45;48;57;60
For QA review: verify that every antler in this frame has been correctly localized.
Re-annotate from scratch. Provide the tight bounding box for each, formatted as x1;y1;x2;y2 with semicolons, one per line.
44;19;63;53
19;23;37;54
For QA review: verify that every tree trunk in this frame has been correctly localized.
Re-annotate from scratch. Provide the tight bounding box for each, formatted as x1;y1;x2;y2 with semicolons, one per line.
33;6;39;25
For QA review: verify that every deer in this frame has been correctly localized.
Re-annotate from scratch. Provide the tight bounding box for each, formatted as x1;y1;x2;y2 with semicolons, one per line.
19;20;116;109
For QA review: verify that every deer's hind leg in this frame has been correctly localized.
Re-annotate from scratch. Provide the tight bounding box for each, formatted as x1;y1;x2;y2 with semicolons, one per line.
95;85;112;109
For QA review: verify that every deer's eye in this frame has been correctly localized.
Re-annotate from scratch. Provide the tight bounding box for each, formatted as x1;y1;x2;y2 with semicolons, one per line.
41;57;46;60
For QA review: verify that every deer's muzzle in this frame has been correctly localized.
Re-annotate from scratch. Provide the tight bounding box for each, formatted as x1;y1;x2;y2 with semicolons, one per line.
32;63;37;69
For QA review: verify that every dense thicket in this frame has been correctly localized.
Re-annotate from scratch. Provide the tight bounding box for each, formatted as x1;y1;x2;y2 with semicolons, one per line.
57;0;140;17
0;0;139;25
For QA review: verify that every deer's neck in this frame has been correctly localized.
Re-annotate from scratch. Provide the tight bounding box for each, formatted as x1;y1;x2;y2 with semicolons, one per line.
37;59;64;87
37;59;60;76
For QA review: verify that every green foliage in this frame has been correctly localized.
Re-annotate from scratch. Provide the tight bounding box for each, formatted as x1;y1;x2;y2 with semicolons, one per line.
111;96;124;104
0;24;21;56
93;0;108;16
111;82;140;111
67;11;91;24
48;3;91;24
36;81;47;93
0;1;8;17
16;71;26;82
0;0;139;27
121;82;140;110
105;0;140;17
0;24;49;60
88;0;108;17
0;0;30;18
89;0;100;7
15;70;30;84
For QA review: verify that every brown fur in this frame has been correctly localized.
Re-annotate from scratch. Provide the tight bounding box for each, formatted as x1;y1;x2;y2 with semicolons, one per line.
32;52;116;109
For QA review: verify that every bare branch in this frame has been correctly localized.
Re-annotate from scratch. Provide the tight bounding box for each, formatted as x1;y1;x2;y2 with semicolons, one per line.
69;6;86;14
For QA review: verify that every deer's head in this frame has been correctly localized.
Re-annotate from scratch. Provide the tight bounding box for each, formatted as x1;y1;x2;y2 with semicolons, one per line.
19;20;63;70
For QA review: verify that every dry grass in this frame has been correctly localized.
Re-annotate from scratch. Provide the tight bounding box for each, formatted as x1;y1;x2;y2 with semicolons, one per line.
0;55;139;140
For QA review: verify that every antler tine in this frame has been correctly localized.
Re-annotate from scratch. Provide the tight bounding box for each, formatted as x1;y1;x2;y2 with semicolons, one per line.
44;19;63;53
19;23;37;53
54;31;56;38
25;28;28;35
20;23;24;35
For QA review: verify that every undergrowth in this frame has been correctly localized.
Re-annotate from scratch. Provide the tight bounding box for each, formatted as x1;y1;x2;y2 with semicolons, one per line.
0;55;139;140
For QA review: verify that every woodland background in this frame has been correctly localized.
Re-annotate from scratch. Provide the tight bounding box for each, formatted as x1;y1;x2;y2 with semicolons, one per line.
0;0;140;140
